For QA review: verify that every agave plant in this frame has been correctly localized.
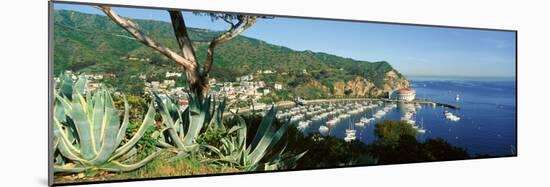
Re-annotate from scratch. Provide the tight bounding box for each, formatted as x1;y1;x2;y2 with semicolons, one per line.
154;93;225;155
202;108;307;171
53;75;160;173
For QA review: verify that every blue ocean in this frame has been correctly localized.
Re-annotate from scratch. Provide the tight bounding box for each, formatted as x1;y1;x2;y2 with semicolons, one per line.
301;76;517;157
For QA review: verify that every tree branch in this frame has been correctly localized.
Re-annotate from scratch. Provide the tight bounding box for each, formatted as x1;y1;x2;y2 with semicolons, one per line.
168;10;197;62
202;16;257;77
221;17;237;28
97;5;197;71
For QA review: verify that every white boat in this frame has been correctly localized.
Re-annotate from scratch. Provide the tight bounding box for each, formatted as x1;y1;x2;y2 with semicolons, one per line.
355;122;365;127
344;118;357;142
290;114;304;121
373;110;386;119
339;114;351;119
456;94;460;102
344;135;355;142
319;126;329;135
444;110;461;122
297;123;308;131
311;115;322;121
344;129;356;142
298;121;310;128
326;119;337;126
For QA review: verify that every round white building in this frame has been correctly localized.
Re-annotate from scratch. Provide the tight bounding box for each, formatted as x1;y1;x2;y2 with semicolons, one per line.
395;88;416;102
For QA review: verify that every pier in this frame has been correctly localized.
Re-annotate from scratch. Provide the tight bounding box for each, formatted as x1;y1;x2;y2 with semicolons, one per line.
300;98;460;109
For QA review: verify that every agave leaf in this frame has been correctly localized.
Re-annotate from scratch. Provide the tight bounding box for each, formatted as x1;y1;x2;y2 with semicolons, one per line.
110;102;155;160
89;99;121;165
290;151;308;166
247;125;276;165
91;90;105;153
249;107;277;152
69;92;96;160
227;125;242;135
202;144;224;158
55;94;73;118
216;99;227;129
59;74;74;100
118;148;137;163
182;95;209;145
64;117;80;145
54;95;80;145
154;93;186;149
232;113;248;150
206;98;217;129
264;123;290;155
116;95;130;145
101;150;161;172
165;96;180;121
53;164;86;173
204;97;215;128
53;117;84;162
73;76;87;96
182;107;190;137
175;118;183;137
53;75;159;174
248;108;285;165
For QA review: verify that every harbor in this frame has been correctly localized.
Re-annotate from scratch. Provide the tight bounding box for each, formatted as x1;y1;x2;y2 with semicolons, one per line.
225;97;460;116
225;78;515;156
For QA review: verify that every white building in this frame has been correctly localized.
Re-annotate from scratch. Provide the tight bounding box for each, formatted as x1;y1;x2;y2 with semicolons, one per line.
165;72;182;78
394;88;416;102
237;75;253;82
274;83;283;90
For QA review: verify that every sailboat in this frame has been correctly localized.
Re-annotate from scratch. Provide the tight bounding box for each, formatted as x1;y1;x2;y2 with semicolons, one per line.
417;117;426;133
455;94;460;102
344;118;356;142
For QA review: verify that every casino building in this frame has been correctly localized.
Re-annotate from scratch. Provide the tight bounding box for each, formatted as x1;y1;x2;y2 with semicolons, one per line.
393;88;416;102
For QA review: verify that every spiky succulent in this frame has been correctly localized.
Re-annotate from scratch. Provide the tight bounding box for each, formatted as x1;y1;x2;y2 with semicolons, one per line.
53;75;160;173
154;93;225;155
203;108;307;171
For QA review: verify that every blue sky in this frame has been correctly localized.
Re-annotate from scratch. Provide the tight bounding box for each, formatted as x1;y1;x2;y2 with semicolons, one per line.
54;3;516;78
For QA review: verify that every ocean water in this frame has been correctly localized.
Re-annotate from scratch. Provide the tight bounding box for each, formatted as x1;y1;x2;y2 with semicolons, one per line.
300;77;517;157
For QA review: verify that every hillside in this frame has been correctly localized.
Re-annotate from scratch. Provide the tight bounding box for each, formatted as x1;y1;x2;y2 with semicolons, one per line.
53;10;409;98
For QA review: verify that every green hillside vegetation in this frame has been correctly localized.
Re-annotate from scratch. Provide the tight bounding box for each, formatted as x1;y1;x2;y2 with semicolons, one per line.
54;10;407;99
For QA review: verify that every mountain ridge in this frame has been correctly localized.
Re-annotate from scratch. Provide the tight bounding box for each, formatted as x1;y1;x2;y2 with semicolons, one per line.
53;9;409;98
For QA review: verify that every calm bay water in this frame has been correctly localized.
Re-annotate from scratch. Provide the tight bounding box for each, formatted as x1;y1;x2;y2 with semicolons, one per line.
301;77;517;157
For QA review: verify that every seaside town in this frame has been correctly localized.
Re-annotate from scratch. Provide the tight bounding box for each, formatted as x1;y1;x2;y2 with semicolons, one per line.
55;70;285;110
